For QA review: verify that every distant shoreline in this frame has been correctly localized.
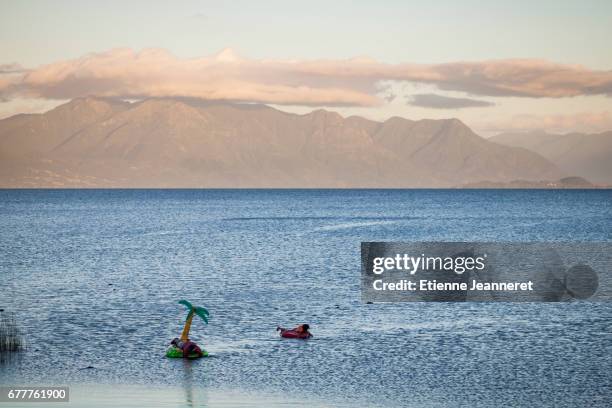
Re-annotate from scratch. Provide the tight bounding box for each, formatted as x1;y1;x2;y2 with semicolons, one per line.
0;187;610;191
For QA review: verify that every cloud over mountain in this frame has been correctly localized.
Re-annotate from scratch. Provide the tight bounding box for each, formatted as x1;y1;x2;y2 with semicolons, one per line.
408;93;494;109
1;48;611;107
0;63;25;74
477;111;612;134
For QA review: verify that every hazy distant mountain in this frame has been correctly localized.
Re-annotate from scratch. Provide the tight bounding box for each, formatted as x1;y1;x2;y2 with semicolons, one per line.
0;97;562;188
462;176;596;189
490;131;612;185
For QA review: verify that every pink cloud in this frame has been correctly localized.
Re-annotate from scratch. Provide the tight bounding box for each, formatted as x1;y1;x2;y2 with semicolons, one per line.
1;48;611;107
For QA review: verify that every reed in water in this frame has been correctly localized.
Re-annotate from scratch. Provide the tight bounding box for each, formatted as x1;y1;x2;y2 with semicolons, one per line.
0;312;24;352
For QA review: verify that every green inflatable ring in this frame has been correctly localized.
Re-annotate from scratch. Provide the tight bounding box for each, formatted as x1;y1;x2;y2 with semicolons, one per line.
165;345;209;359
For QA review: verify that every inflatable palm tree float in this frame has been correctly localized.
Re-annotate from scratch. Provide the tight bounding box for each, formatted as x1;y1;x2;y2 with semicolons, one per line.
166;300;210;358
178;300;209;341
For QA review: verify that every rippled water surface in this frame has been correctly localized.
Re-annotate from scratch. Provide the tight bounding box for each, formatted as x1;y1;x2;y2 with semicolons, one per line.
1;189;611;407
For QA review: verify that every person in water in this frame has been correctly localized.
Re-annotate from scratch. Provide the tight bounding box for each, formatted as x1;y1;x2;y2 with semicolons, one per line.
277;324;313;338
170;337;204;358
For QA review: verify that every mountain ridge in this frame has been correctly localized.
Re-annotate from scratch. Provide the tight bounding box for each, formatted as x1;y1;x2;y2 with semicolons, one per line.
1;97;564;188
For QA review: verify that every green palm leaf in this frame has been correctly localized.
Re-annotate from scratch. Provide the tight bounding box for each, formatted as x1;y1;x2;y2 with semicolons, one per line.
178;300;209;324
194;306;209;324
178;299;193;310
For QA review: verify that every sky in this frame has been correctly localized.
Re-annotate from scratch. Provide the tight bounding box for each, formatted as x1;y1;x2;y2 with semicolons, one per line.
1;0;612;135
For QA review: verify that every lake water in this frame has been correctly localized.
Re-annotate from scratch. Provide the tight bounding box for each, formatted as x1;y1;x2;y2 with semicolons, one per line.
1;189;611;407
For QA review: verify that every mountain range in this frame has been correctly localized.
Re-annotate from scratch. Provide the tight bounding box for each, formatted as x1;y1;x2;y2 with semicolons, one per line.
0;97;586;188
490;130;612;185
